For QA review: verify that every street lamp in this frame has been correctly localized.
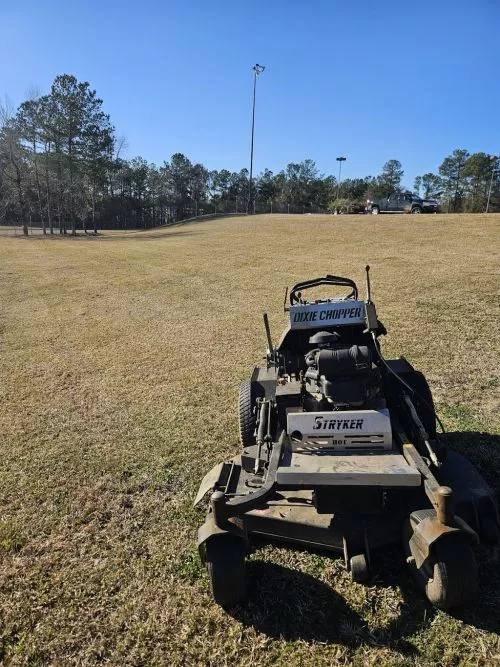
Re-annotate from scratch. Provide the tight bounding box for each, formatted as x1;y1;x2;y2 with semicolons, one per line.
248;63;265;214
336;156;346;199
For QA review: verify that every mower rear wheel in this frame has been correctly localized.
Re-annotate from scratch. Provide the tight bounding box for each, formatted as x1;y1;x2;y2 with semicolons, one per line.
239;379;264;447
205;535;246;607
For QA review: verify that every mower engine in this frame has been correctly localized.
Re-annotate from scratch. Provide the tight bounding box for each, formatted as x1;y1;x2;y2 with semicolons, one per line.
275;329;391;453
303;331;380;409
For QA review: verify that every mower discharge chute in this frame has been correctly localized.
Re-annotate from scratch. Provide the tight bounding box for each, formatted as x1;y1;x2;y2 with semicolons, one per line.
195;268;499;609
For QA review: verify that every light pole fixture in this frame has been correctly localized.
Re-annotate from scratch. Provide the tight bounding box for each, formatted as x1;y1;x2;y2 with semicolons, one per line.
248;63;265;213
336;156;346;198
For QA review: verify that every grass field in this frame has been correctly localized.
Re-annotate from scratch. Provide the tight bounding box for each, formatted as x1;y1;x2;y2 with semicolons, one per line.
1;213;499;666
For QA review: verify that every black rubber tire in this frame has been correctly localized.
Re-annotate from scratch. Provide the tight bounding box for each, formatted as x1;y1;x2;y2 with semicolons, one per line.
238;379;264;447
479;516;500;545
403;519;478;610
371;207;379;215
205;536;246;607
350;554;369;583
403;370;437;439
424;540;478;610
411;207;422;214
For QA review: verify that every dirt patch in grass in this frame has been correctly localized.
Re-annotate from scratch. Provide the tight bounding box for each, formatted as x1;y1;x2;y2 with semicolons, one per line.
0;213;499;665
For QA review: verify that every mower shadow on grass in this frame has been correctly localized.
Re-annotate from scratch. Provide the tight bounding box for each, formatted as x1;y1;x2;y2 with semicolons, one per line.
375;539;500;638
451;546;500;635
230;558;422;656
229;546;499;654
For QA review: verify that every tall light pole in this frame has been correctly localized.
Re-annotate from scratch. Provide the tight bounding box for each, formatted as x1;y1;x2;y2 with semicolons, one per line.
248;63;265;213
486;155;497;213
336;156;346;199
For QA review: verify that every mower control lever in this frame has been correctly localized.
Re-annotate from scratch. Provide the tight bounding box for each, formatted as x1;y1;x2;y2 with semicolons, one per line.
403;395;441;468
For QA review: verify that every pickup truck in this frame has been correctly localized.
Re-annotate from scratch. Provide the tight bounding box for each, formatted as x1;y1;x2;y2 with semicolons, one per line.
365;192;439;215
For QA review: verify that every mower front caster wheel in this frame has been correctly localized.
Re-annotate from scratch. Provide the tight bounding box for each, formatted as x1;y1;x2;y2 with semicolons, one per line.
425;541;478;609
205;536;247;607
407;538;478;610
350;554;370;583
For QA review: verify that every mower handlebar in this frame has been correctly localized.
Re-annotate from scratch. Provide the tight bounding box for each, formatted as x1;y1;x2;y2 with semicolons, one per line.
289;275;358;304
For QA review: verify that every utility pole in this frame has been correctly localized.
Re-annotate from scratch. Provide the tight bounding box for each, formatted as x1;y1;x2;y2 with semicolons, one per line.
453;156;466;212
248;63;265;213
486;156;497;213
336;156;346;199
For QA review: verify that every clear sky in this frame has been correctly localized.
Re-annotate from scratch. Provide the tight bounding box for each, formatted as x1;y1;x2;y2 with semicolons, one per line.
1;0;498;187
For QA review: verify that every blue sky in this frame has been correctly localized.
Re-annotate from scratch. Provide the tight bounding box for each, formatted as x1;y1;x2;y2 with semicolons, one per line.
1;0;498;187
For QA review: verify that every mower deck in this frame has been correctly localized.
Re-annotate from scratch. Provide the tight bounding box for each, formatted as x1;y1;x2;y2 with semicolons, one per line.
246;491;351;553
198;445;497;551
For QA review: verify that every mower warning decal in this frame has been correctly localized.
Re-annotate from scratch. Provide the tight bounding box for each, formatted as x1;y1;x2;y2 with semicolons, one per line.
289;300;365;329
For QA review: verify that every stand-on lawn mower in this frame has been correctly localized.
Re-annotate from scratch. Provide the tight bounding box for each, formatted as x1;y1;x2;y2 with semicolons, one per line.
195;268;499;609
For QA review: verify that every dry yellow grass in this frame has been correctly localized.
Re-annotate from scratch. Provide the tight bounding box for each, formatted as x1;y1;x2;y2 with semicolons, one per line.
0;213;499;666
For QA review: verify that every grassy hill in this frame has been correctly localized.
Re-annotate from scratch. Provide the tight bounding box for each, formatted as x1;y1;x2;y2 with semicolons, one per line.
1;213;499;665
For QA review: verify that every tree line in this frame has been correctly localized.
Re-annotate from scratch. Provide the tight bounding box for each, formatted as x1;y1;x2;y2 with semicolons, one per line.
1;74;499;235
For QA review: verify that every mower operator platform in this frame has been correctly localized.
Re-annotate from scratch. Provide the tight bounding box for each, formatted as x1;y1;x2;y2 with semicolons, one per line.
276;450;421;487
